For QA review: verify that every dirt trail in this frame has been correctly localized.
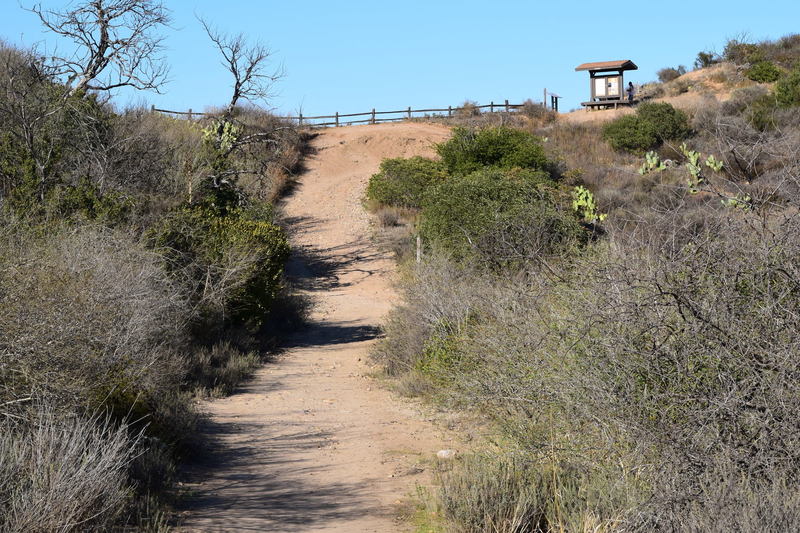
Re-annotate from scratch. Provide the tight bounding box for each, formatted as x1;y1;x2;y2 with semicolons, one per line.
179;122;455;532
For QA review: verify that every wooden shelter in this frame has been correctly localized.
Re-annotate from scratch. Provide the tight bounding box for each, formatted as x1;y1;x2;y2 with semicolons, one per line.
575;59;638;110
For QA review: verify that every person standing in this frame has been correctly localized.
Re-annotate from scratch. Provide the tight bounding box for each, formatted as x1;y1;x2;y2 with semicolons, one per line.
626;82;635;103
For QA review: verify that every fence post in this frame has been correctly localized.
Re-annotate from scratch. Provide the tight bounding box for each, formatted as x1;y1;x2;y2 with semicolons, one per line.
448;105;452;117
335;111;339;127
371;108;376;124
407;106;412;120
188;108;193;121
505;99;509;112
298;113;303;126
543;88;547;109
490;101;494;113
151;104;155;113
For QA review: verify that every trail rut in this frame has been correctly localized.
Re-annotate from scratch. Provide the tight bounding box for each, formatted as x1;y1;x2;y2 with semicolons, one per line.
178;122;455;532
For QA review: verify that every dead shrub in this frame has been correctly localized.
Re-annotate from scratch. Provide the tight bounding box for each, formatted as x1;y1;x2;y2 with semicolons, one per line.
376;206;401;227
187;341;260;397
455;100;481;118
0;226;189;416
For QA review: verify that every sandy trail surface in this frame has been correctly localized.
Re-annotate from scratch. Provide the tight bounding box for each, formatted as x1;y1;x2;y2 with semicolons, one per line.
178;122;455;532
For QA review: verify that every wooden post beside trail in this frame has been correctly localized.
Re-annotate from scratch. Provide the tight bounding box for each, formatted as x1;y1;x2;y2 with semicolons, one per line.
371;108;376;124
151;104;155;113
543;88;547;109
490;101;494;113
448;105;452;117
407;106;412;120
505;99;509;112
188;108;193;121
298;113;303;126
335;112;339;127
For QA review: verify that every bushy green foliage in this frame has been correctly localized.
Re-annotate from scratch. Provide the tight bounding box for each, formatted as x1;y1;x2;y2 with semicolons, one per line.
365;156;446;209
419;168;583;265
50;179;133;223
748;93;780;130
602;102;690;152
435;126;553;176
745;60;782;82
600;115;650;152
151;204;290;324
775;68;800;107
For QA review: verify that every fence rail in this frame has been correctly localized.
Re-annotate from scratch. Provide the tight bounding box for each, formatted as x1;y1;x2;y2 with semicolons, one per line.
151;99;547;128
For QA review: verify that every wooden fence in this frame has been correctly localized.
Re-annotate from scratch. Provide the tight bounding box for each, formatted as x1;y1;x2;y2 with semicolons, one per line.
150;99;541;127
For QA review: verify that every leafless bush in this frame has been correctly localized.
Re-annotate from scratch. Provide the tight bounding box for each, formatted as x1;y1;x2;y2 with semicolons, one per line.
455;100;481;118
519;100;557;125
691;90;800;195
372;252;479;376
0;225;189;415
379;196;800;527
0;405;137;532
631;456;800;532
376;207;401;227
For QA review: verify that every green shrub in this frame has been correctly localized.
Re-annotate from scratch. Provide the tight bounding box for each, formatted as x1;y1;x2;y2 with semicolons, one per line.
419;168;583;265
151;204;290;324
49;179;133;224
435;126;553;176
775;68;800;107
601;115;655;152
365;156;446;209
747;94;780;130
745;60;782;82
602;102;690;152
636;102;691;139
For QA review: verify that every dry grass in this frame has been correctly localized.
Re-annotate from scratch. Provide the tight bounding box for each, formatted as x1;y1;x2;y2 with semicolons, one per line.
0;406;137;532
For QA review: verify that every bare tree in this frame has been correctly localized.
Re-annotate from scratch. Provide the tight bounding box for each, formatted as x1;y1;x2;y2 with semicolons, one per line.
29;0;171;96
199;17;282;116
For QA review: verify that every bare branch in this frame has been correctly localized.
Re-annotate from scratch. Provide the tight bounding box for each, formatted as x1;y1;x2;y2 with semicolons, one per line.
28;0;171;96
199;17;283;116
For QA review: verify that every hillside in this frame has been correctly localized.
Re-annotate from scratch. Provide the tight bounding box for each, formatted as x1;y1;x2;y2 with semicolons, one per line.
562;62;759;124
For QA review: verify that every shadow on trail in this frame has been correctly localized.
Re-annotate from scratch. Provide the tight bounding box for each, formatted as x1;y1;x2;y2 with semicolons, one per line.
282;214;391;292
283;321;383;349
179;419;374;530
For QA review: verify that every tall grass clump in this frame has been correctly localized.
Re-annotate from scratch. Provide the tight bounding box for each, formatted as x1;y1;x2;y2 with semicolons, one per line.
0;407;137;533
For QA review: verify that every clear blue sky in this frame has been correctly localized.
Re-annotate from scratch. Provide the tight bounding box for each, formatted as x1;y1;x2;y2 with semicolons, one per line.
2;0;799;115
